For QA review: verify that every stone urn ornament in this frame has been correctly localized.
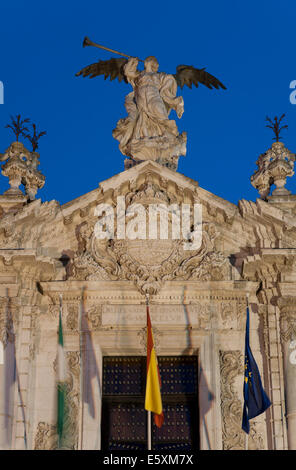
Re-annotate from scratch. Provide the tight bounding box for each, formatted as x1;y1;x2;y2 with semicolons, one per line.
251;115;295;198
1;115;46;201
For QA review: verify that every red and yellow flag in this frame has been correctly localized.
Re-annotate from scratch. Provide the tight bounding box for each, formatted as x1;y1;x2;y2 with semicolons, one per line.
145;305;164;428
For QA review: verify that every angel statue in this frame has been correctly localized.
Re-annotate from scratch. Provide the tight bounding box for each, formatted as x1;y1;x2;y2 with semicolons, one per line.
76;38;226;170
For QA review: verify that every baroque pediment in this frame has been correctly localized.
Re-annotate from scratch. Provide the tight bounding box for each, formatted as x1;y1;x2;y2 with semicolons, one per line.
68;164;230;295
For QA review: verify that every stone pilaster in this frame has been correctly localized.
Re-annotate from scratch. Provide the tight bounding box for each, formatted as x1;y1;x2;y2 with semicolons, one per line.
13;271;39;450
278;297;296;450
259;302;287;449
0;293;18;449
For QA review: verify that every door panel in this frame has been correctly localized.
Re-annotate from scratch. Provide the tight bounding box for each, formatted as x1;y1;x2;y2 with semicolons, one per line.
102;355;199;451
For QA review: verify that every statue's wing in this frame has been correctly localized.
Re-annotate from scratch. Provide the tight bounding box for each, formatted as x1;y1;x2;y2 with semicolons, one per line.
76;58;128;83
175;65;226;90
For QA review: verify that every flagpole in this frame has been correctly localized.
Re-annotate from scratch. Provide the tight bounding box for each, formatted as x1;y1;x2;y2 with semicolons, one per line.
58;294;61;449
147;410;152;450
242;292;271;440
57;294;64;450
245;292;249;451
146;294;152;451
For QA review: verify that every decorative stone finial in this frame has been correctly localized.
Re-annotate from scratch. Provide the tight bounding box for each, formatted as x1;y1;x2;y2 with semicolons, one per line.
0;116;46;203
0;141;45;201
1;141;30;197
251;116;295;199
251;141;295;198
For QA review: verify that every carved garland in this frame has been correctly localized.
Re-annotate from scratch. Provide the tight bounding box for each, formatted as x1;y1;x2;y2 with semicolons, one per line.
0;298;18;347
219;350;263;450
219;350;245;450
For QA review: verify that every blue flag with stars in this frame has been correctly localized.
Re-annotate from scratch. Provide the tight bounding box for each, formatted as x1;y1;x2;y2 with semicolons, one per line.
242;305;271;434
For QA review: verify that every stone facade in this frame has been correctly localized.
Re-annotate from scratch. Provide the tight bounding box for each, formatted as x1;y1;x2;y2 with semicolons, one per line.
0;139;296;450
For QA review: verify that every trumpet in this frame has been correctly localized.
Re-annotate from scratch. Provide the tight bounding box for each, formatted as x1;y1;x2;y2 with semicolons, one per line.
82;36;143;61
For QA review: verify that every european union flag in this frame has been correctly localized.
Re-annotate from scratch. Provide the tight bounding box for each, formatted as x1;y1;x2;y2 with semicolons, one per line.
242;305;271;433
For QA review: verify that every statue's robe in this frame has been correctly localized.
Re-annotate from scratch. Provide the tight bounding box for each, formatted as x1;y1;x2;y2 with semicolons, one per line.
113;71;183;158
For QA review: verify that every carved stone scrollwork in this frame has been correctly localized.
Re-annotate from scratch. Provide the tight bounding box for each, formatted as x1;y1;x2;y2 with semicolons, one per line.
28;307;40;361
125;175;173;206
138;324;161;353
248;424;264;450
251;141;295;198
48;304;59;319
65;304;102;331
66;304;79;330
219;350;245;450
258;305;269;357
68;173;230;294
34;422;57;450
0;298;18;347
278;297;296;343
71;215;229;295
190;302;213;329
219;350;264;450
86;305;102;330
220;302;239;330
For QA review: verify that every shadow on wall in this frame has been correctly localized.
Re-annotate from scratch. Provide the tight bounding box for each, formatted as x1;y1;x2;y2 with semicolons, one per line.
81;288;102;449
181;285;215;450
0;290;27;449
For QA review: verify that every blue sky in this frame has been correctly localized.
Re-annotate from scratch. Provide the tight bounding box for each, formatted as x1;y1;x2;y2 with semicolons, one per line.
0;0;295;206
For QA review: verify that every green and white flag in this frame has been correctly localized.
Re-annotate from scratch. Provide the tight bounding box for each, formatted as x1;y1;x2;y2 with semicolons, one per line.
57;297;67;448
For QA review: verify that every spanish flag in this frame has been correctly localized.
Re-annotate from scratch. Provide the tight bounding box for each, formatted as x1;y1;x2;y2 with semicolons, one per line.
145;305;164;427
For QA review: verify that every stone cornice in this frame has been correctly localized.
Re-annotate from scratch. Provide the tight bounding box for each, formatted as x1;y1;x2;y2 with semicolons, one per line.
278;296;296;313
238;199;296;241
0;249;61;282
98;160;199;194
242;249;296;282
39;279;259;303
